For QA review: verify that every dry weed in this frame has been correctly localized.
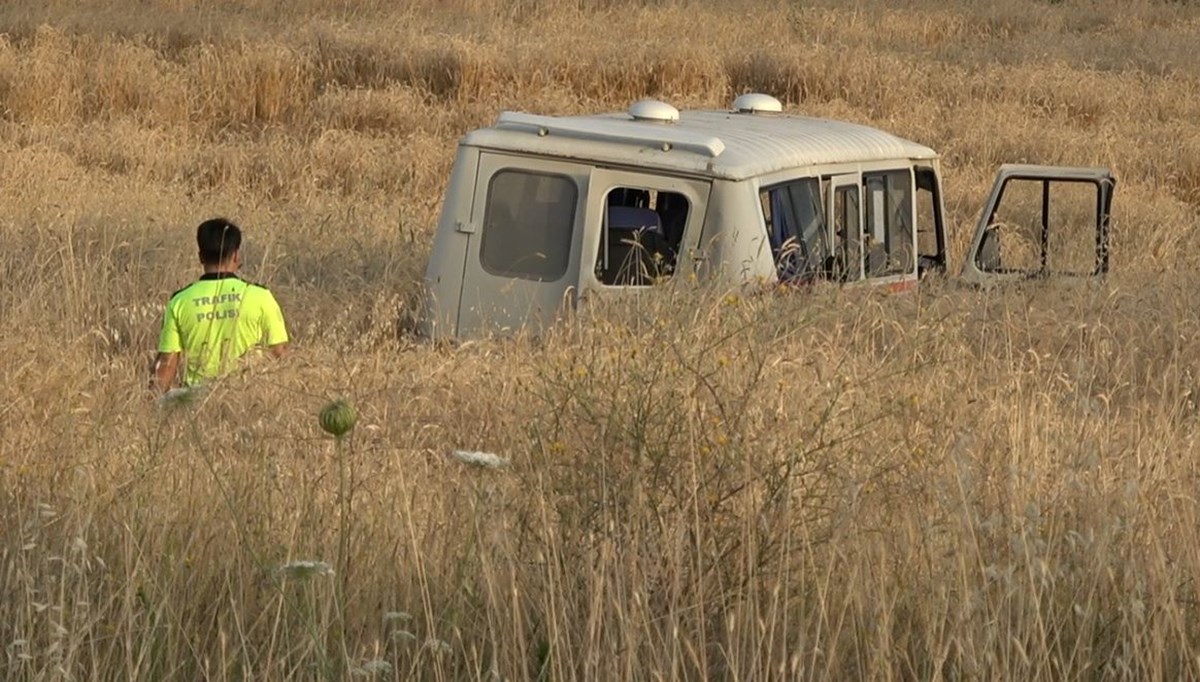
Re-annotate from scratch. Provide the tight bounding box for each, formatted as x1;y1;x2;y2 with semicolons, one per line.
2;0;1200;679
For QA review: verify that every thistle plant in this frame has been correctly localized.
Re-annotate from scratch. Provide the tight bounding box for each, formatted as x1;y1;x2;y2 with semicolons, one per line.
318;399;357;439
317;397;359;659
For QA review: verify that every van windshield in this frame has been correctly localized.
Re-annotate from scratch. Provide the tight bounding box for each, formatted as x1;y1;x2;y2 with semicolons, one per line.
760;178;828;282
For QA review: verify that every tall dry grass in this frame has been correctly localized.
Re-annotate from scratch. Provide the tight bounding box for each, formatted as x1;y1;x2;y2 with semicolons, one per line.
2;0;1200;678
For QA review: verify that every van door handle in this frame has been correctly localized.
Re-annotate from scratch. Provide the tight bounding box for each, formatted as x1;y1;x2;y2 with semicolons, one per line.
456;220;476;234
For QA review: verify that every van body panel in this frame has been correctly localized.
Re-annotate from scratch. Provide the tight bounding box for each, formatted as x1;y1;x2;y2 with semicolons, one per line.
420;144;480;339
697;179;776;284
465;110;937;181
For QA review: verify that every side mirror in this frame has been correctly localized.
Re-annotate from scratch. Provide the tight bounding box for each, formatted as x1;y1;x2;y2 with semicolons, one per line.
978;226;1000;271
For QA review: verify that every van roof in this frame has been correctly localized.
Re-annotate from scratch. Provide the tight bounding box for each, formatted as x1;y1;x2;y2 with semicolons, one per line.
461;108;938;181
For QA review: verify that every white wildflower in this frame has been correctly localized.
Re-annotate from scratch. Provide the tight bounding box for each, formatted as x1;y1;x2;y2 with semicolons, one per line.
277;560;335;580
391;629;418;644
448;450;510;469
383;611;412;623
425;638;452;655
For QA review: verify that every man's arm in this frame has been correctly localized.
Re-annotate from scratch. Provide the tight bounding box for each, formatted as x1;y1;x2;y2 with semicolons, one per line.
149;352;181;392
153;297;184;393
261;290;290;360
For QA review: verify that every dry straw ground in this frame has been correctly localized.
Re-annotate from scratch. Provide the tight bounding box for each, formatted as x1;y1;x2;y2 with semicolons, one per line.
2;0;1200;679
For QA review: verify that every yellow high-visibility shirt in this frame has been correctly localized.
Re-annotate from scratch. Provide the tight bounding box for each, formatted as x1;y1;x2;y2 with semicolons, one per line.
157;273;289;385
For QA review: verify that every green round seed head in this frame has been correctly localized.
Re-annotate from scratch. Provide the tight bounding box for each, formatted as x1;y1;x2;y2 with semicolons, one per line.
318;399;357;437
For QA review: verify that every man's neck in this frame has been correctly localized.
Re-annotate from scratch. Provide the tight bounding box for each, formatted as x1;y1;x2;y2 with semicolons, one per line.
203;264;237;275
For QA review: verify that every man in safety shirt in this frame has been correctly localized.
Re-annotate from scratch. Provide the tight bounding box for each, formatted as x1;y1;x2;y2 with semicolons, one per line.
149;218;289;392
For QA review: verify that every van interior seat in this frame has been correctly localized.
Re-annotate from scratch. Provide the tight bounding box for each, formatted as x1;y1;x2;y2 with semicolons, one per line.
655;192;689;252
608;206;662;234
602;206;670;285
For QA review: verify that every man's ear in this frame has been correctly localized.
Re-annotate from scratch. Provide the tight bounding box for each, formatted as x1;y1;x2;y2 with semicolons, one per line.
232;249;242;268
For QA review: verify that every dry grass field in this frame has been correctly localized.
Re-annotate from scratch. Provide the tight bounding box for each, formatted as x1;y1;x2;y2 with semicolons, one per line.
3;0;1200;678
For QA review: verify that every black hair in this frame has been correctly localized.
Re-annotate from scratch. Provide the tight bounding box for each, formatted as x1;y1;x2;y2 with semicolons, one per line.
197;218;242;265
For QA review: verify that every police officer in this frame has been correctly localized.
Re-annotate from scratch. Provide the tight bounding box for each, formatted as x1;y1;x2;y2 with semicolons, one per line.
149;218;289;392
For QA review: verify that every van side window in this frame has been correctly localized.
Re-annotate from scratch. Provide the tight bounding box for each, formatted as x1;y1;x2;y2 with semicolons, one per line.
595;187;690;286
760;178;827;282
862;170;914;277
480;171;578;281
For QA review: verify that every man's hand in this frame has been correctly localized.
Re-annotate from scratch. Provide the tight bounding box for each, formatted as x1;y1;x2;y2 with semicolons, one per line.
268;343;289;359
149;352;181;393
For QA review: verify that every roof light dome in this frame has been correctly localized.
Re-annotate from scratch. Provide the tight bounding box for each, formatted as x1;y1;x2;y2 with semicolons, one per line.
732;93;783;114
629;99;680;123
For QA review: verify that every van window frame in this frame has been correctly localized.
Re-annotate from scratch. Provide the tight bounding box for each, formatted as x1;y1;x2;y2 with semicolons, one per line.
759;176;829;283
750;160;927;285
861;168;916;279
578;167;712;293
915;166;947;276
593;186;692;287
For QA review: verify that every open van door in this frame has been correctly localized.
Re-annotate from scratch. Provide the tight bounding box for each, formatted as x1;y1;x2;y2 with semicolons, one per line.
961;164;1115;285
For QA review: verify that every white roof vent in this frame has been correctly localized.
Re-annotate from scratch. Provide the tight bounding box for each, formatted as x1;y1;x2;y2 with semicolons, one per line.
629;99;679;123
732;93;783;114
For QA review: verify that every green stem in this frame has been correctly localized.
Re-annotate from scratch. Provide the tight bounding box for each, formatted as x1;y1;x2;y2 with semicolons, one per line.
180;408;334;677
